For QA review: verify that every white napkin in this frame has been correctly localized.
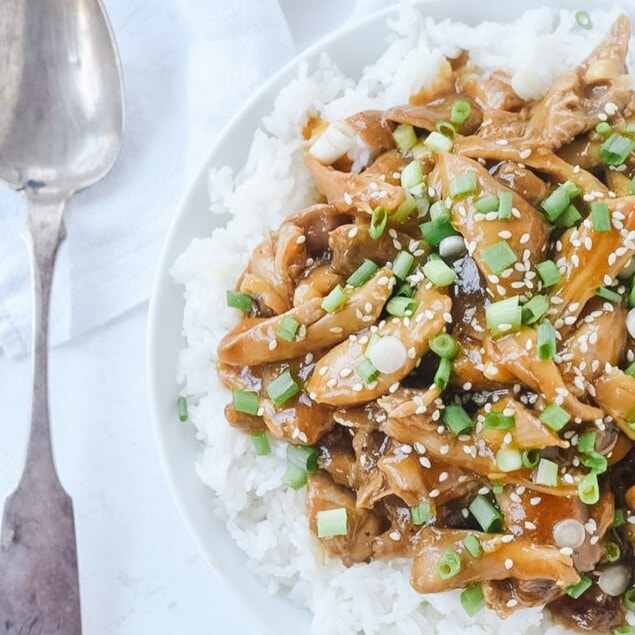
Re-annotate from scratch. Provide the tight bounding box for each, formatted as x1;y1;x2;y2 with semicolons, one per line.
0;0;393;358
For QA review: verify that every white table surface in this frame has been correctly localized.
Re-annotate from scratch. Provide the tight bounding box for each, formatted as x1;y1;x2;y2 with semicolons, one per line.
0;304;258;634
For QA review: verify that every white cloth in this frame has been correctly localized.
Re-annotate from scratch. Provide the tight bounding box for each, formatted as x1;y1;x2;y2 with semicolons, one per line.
0;0;392;358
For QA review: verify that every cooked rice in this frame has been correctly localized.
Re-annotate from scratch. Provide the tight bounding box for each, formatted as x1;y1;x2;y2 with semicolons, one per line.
172;6;634;634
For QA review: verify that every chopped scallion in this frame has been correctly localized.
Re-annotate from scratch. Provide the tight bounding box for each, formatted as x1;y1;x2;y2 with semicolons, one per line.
625;360;635;377
602;541;621;563
443;403;474;436
393;123;417;152
449;171;478;199
282;465;308;490
485;296;522;336
595;286;622;303
577;430;596;455
287;443;318;473
392;251;415;280
541;186;571;221
357;358;379;384
424;130;453;153
277;315;300;342
469;495;503;532
566;574;592;599
534;458;559;487
347;259;378;287
575;11;592;29
599;133;635;166
430;200;451;224
450;99;471;125
596;121;612;136
436;550;462;580
496;448;523;472
613;508;626;527
267;370;300;408
369;206;388;239
322;284;348;313
578;472;600;505
497;191;513;220
316;508;348;537
423;259;456;286
232;390;260;416
435;121;456;139
401;160;424;190
386;296;419;317
522;295;549;325
540;403;571;431
536;320;557;360
420;220;458;246
480;241;517;275
226;290;253;312
393;191;418;222
463;534;483;558
580;451;608;475
522;449;540;469
177;396;188;422
484;412;515;430
460;584;484;617
591;202;611;232
475;193;499;214
434;356;452;391
624;588;635;611
536;260;562;287
430;333;459;359
250;431;271;456
410;500;433;525
553;204;582;228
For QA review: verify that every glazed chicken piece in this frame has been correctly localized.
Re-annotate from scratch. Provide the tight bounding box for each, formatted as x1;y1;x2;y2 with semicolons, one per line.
594;368;635;440
485;329;604;422
411;527;579;593
218;268;393;366
307;283;451;406
560;300;627;398
491;161;549;207
483;578;562;617
549;196;635;325
458;69;526;112
345;110;396;159
429;153;551;300
306;471;386;566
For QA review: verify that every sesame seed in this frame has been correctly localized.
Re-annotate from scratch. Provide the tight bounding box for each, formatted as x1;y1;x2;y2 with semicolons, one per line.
504;559;514;570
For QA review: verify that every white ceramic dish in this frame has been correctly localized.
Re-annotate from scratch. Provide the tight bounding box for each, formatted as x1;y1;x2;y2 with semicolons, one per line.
147;0;613;632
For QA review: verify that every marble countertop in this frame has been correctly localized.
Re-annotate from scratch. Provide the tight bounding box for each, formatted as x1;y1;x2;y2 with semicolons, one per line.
0;304;259;633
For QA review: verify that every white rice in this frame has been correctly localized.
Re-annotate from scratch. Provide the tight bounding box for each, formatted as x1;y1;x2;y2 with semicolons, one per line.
173;5;634;634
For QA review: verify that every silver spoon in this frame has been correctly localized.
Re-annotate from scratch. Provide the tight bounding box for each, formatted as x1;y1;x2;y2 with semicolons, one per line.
0;0;124;631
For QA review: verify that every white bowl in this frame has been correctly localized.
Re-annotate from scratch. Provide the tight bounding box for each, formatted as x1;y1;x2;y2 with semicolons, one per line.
147;0;613;632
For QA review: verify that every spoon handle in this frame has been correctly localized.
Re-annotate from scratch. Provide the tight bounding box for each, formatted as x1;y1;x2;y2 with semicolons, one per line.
0;191;82;633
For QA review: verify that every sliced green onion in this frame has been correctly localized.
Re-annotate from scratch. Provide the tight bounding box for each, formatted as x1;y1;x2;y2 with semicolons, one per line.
226;290;253;312
567;574;593;599
316;508;348;537
396;281;414;297
580;451;608;475
554;204;582;228
232;389;260;416
401;160;424;190
435;121;456;139
250;431;271;456
393;191;418;223
496;448;523;472
434;357;452;391
534;458;559;486
449;172;478;199
614;508;626;527
485;296;522;336
624;588;635;611
410;500;433;525
629;177;635;195
625;360;635;378
602;541;621;563
393;123;417;152
522;449;540;468
430;333;459;359
450;99;471;125
537;320;557;360
430;200;451;224
595;286;622;303
177;396;188;422
322;284;348;313
420;220;458;246
475;194;499;214
540;403;571;431
369;206;388;239
424;130;453;153
578;472;600;505
596;121;612;136
460;584;484;617
469;495;504;532
392;251;415;280
436;550;462;580
541;186;572;221
386;296;419;317
277;315;300;342
492;482;505;495
443;403;474;436
575;11;592;29
287;443;318;473
484;412;516;430
357;358;379;384
347;259;378;288
536;260;562;287
599;133;635;166
463;534;483;558
577;430;596;455
423;259;456;286
267;370;300;408
591;202;611;232
497;191;513;220
282;465;308;490
562;181;582;198
612;626;635;635
480;241;517;275
522;295;549;325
